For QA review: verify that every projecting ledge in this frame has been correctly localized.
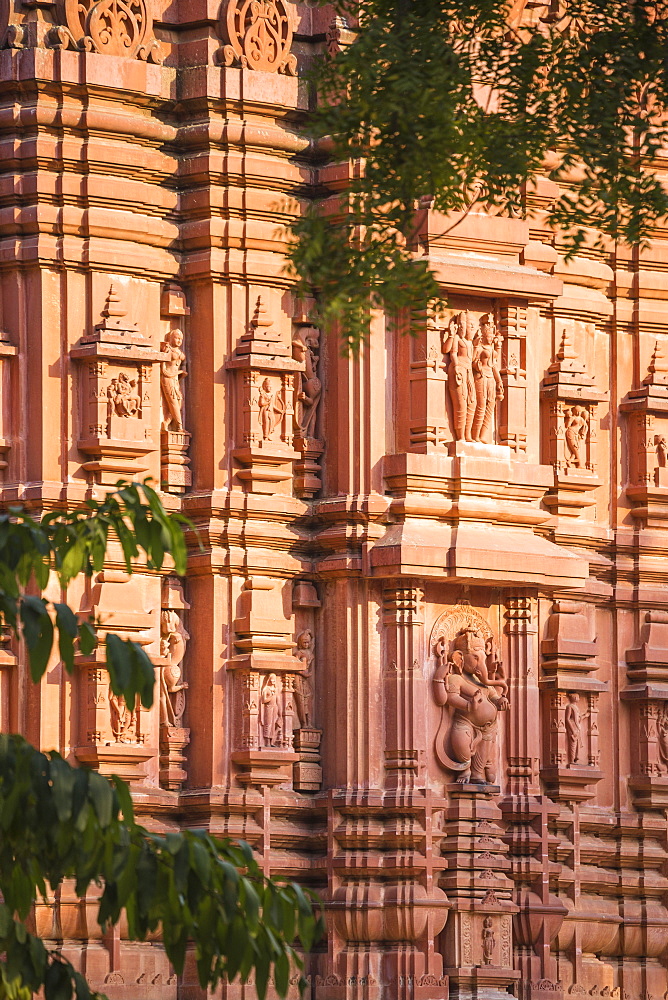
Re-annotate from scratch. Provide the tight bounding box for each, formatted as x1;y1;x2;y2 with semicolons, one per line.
368;519;588;589
427;252;562;300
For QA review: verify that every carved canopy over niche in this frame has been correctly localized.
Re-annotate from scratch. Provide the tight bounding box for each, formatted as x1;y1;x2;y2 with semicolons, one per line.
51;0;162;61
217;0;297;74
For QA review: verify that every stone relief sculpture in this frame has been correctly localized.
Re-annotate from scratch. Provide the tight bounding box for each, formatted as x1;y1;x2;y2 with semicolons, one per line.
217;0;297;74
294;629;314;728
431;608;509;785
564;692;588;766
51;0;162;61
160;329;187;432
482;916;496;965
258;378;286;440
109;690;136;743
472;313;504;443
260;673;282;747
658;703;668;771
107;372;140;421
295;330;322;440
159;608;189;728
443;311;504;443
564;405;589;468
442;312;476;441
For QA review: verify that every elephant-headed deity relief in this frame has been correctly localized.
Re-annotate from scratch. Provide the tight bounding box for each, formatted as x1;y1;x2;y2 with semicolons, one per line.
431;606;508;785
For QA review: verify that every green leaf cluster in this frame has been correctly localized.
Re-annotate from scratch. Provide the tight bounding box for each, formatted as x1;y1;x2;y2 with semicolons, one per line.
0;480;190;708
289;0;668;347
0;735;324;1000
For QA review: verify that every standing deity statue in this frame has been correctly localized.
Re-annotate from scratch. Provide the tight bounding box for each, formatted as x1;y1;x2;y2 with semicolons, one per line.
294;629;315;728
160;328;187;432
109;690;136;743
471;313;504;443
564;405;589;468
160;608;189;727
656;435;668;469
258;378;286;440
442;312;477;441
295;331;322;440
260;672;282;746
482;916;496;965
432;627;509;784
564;692;588;766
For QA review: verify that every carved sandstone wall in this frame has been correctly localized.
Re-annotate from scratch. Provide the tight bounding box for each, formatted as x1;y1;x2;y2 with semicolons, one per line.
0;2;667;1000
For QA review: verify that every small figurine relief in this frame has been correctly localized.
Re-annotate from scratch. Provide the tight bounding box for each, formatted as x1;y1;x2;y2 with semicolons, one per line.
564;405;590;468
109;690;137;743
657;435;668;468
442;311;504;443
431;607;509;785
218;0;297;75
258;377;286;441
294;330;322;441
160;329;187;432
160;608;189;728
260;672;283;747
294;629;314;729
482;916;496;966
564;692;589;766
107;372;141;421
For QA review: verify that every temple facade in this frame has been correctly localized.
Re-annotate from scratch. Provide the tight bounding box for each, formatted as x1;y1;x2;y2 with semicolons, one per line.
0;1;667;999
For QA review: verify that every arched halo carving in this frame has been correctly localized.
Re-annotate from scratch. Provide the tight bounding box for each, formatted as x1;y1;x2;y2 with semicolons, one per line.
217;0;297;75
50;0;162;61
428;603;493;673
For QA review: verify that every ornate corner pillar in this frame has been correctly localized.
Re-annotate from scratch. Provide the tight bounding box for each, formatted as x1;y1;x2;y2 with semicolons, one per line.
498;299;529;455
381;582;426;789
621;338;668;528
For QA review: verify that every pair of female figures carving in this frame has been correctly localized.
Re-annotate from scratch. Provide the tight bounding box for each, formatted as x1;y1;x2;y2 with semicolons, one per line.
442;312;504;443
432;627;509;784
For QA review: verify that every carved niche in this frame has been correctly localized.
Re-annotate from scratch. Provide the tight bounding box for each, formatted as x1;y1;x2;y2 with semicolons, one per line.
292;309;323;498
540;601;606;802
72;283;161;486
430;604;509;788
159;578;190;791
621;337;668;528
442;310;504;444
216;0;297;74
622;610;668;809
541;323;606;516
228;575;301;786
226;297;302;494
51;0;162;61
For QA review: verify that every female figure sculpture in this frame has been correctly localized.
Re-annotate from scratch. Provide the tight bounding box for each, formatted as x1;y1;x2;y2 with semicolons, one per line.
564;405;589;469
260;673;282;746
160;329;187;432
442;312;477;441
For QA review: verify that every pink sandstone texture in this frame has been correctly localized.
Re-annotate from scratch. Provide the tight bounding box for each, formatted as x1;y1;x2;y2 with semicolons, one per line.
0;2;666;999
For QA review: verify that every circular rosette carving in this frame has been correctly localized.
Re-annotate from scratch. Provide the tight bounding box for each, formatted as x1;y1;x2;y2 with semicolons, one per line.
61;0;162;60
220;0;297;74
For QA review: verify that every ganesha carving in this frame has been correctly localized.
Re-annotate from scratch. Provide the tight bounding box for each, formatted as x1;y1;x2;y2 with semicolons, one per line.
431;609;508;784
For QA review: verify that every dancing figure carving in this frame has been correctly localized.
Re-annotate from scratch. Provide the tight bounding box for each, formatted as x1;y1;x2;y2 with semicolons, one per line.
564;405;589;468
432;626;509;784
160;608;189;727
160;329;187;432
